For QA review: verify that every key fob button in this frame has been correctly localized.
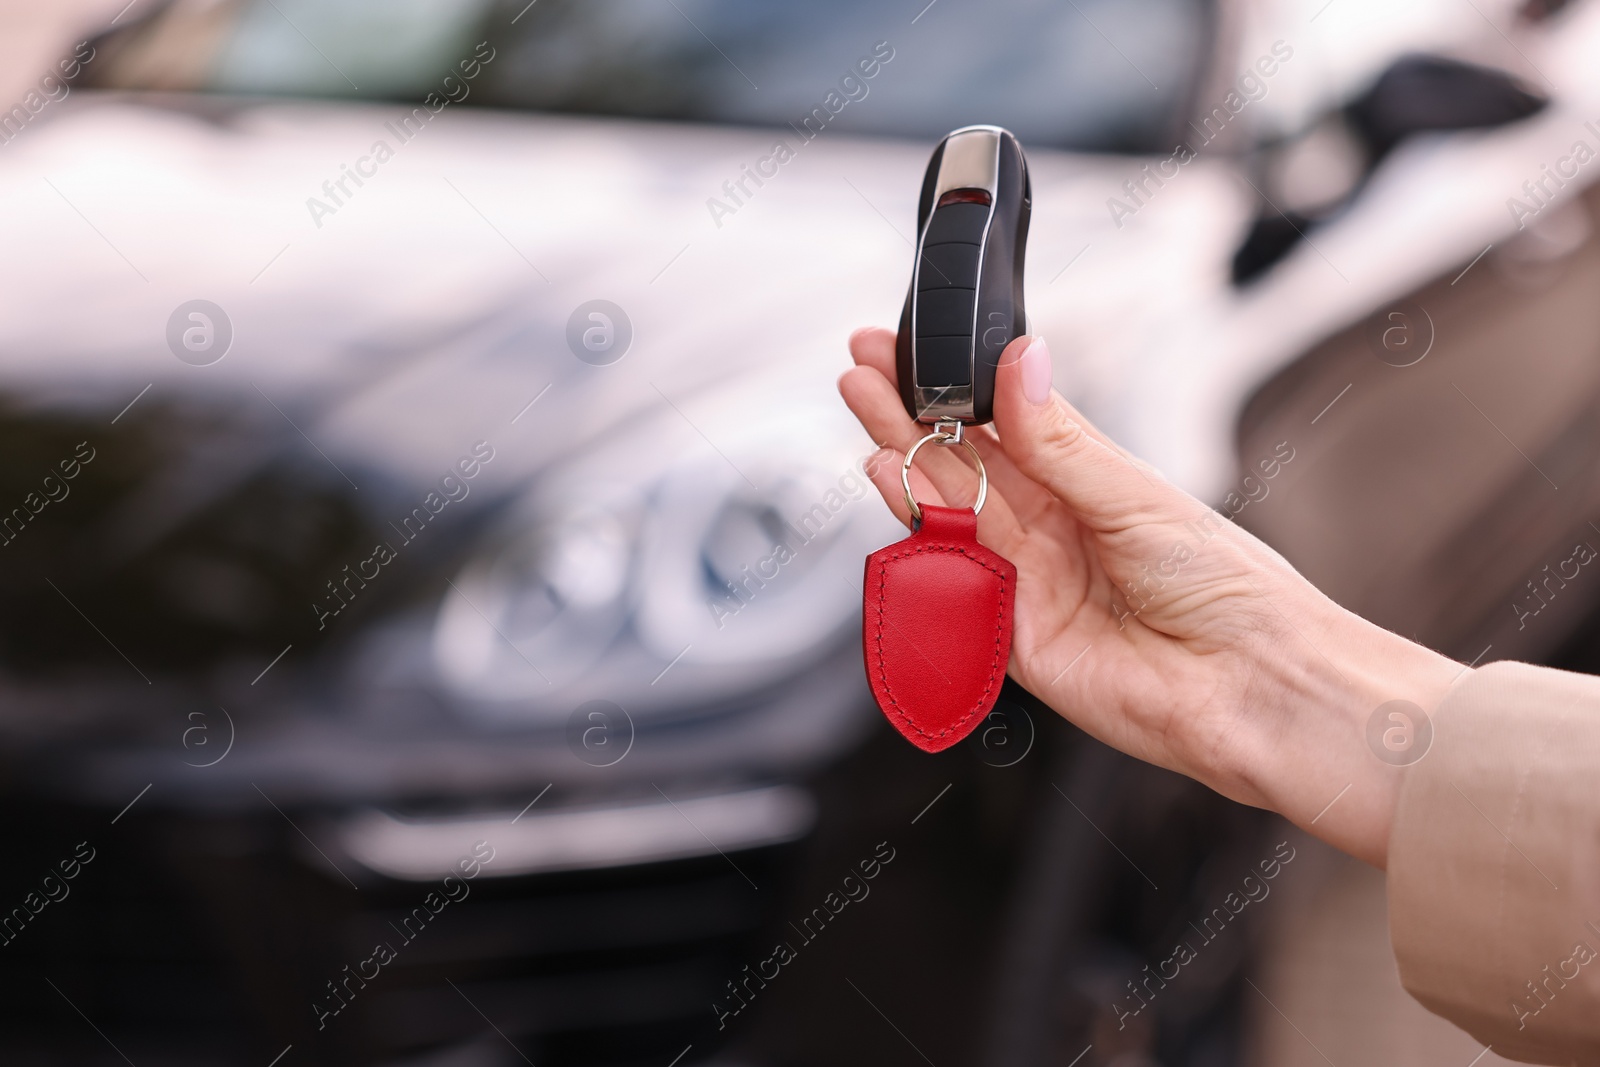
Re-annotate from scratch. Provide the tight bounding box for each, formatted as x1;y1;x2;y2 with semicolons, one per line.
916;243;981;290
921;203;990;246
911;336;972;386
914;288;976;338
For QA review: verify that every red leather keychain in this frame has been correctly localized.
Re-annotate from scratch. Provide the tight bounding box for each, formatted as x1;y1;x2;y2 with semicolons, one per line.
863;428;1015;752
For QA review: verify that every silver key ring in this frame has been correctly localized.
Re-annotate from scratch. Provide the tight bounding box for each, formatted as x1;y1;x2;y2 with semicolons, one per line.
901;430;988;522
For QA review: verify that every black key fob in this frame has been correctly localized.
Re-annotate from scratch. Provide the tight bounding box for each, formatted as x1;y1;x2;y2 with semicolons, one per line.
896;125;1031;426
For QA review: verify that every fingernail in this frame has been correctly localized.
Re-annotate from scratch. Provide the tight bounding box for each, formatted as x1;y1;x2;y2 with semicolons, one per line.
1021;336;1052;405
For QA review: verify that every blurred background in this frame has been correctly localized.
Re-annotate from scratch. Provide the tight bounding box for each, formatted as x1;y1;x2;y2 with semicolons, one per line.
0;0;1596;1063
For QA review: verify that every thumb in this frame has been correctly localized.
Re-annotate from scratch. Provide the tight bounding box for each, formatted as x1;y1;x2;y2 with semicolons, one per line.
993;335;1187;531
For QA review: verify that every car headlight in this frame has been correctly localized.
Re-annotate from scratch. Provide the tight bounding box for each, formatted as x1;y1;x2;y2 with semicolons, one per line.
432;487;641;697
432;397;900;723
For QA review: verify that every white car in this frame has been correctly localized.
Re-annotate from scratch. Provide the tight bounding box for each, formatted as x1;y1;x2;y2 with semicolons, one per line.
2;0;1598;1063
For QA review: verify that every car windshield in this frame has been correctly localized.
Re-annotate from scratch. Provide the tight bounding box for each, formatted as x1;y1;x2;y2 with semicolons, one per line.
89;0;1211;151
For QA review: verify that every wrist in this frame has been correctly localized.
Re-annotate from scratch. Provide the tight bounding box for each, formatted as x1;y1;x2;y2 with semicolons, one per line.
1240;595;1462;868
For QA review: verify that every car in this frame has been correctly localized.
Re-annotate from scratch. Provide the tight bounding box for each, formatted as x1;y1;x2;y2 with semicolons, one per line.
2;0;1595;1064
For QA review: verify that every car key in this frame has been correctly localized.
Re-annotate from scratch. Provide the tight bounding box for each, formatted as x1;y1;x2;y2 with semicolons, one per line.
863;126;1030;754
895;125;1031;427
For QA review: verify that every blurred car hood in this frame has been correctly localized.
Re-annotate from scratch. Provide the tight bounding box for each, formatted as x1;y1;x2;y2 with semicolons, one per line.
8;14;1600;497
0;92;1244;486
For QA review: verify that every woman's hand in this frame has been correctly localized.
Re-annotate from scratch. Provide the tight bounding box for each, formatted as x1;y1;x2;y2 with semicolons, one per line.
839;327;1463;867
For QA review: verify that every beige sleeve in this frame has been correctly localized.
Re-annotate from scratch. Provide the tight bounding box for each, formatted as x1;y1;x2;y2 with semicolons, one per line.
1388;660;1600;1066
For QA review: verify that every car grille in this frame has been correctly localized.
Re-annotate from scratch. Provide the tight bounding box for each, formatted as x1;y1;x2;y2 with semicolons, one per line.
0;802;795;1066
